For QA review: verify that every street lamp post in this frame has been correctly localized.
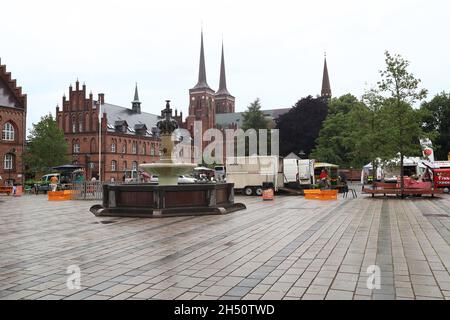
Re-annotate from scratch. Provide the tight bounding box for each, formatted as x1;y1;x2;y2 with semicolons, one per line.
97;101;102;182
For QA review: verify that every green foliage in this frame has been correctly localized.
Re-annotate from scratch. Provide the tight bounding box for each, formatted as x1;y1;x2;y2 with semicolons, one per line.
312;52;428;177
276;96;328;157
311;94;370;167
420;92;450;160
241;98;269;131
374;51;427;158
371;51;427;190
24;114;69;174
240;98;270;156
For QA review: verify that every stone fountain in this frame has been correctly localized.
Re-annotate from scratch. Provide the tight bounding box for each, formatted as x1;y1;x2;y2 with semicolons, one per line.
139;101;196;185
90;100;245;218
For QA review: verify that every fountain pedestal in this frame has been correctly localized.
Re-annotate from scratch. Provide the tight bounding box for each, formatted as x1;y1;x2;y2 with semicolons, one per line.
90;100;246;218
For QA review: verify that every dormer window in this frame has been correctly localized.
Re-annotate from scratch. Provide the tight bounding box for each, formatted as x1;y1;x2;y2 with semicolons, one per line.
114;120;128;133
134;123;147;136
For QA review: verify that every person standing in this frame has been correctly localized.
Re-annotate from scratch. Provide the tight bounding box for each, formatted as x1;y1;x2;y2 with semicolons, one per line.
50;175;59;192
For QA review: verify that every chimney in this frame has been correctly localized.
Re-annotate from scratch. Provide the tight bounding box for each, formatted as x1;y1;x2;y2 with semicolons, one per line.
98;93;105;105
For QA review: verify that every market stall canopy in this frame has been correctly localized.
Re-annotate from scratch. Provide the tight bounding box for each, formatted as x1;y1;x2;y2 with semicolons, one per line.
52;164;84;171
314;162;339;168
194;166;214;171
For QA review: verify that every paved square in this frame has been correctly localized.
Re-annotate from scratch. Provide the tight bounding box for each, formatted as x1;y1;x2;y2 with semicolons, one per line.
1;189;450;300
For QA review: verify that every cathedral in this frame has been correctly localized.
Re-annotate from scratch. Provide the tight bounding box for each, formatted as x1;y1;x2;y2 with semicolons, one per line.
182;31;332;134
183;30;236;135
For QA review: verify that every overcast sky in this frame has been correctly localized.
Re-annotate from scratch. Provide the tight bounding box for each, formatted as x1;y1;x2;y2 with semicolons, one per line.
2;0;450;131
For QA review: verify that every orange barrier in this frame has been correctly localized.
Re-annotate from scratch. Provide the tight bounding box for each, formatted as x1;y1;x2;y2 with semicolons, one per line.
262;188;274;201
304;189;337;200
48;190;74;201
319;189;338;200
304;189;322;200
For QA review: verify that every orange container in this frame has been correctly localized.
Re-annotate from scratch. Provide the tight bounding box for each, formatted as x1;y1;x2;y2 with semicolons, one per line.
48;190;73;201
304;189;337;200
319;189;338;200
48;191;65;201
262;188;274;201
304;189;322;200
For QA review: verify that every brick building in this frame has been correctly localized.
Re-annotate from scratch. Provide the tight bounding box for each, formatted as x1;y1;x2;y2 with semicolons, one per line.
0;59;27;186
55;81;160;182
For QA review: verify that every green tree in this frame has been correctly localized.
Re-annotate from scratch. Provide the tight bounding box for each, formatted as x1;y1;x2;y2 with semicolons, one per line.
24;114;68;175
241;98;270;155
372;51;427;194
242;98;269;131
276;96;328;157
311;94;369;167
420;92;450;160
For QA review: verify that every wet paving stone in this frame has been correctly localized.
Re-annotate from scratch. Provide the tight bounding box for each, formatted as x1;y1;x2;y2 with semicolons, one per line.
0;191;449;300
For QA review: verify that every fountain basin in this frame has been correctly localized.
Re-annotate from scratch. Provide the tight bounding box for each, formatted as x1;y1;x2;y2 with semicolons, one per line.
90;183;246;218
139;163;196;185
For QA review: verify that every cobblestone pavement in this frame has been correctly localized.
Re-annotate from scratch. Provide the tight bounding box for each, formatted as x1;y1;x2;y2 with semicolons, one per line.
1;189;450;300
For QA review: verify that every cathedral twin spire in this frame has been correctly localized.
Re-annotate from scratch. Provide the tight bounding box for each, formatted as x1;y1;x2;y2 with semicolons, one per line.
192;30;231;97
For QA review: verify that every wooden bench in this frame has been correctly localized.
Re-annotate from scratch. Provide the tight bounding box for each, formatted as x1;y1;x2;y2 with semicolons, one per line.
0;186;13;195
362;182;443;197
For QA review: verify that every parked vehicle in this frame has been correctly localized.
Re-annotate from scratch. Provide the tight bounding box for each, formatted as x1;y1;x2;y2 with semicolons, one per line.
149;175;197;184
226;156;284;196
214;165;226;181
35;173;60;193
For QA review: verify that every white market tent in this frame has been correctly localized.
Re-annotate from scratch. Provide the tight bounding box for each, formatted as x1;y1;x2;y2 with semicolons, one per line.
361;156;424;183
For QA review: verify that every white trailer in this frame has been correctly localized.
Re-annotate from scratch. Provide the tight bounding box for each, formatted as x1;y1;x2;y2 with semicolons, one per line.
283;158;316;188
226;156;284;196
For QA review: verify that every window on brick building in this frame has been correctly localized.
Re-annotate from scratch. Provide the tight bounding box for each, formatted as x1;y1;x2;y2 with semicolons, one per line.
132;141;137;154
73;142;80;154
122;142;127;154
3;153;14;170
111;160;117;172
132;161;138;171
150;144;155;156
123;161;127;170
79;115;83;132
111;141;116;153
72;117;76;133
90;138;96;153
141;144;146;155
2;122;15;141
